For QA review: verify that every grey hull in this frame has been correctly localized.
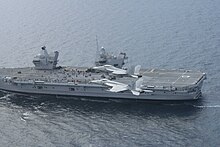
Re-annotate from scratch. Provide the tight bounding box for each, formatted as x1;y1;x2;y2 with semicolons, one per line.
0;80;203;101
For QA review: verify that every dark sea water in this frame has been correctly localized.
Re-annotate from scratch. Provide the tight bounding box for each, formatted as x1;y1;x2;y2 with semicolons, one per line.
0;0;220;146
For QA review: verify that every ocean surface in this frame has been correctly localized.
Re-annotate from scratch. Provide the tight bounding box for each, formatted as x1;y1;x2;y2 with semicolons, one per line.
0;0;220;146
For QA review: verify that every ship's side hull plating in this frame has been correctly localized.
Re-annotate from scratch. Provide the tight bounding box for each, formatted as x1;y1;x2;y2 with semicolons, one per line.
0;80;203;100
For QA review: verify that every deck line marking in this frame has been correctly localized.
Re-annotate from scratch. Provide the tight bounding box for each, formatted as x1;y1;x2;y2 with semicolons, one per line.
172;71;187;86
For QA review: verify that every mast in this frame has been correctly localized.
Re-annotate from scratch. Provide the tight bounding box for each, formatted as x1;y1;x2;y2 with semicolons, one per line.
95;35;99;62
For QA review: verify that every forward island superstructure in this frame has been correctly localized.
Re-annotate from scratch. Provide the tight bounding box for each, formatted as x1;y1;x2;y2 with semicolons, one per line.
0;46;206;100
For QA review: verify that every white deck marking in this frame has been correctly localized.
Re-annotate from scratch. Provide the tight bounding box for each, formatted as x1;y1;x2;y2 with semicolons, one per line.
172;71;187;85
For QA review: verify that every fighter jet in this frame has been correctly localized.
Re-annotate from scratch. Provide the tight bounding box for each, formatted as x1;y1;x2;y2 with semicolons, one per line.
90;78;153;96
92;65;141;78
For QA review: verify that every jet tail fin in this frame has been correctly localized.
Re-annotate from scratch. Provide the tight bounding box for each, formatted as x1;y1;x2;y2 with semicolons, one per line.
135;77;144;90
134;65;141;76
127;65;141;78
127;78;144;95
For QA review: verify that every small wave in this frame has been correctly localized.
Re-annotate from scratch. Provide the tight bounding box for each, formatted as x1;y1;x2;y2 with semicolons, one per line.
20;117;26;122
162;103;183;106
20;112;30;120
193;105;220;108
23;112;29;116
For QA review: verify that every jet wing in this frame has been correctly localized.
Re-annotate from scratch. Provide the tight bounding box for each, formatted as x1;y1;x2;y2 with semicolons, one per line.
104;81;127;87
92;66;105;70
111;70;127;75
143;90;153;93
105;66;127;75
109;85;128;92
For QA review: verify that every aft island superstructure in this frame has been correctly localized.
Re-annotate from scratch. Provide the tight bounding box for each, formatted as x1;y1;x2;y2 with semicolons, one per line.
0;46;206;100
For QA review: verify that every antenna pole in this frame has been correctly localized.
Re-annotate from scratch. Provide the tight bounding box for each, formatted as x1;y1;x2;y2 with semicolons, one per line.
96;35;99;53
95;35;99;61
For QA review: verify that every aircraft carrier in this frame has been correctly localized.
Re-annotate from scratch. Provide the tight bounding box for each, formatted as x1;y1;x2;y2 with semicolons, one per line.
0;46;206;100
